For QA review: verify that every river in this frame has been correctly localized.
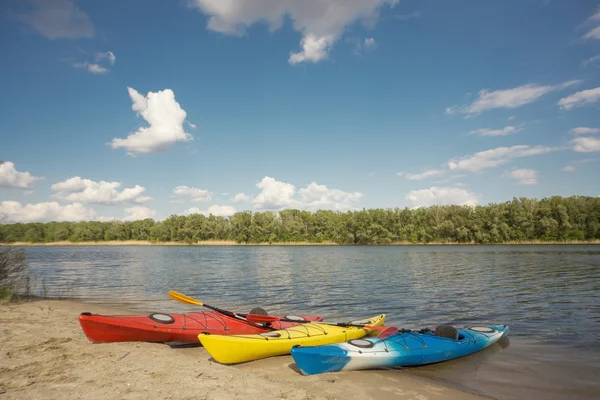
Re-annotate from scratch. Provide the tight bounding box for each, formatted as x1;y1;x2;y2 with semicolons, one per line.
23;245;600;400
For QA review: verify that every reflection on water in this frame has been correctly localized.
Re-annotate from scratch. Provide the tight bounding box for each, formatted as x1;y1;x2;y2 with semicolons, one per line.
24;245;600;400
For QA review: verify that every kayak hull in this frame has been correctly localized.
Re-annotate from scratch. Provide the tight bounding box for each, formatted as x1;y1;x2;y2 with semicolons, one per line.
199;314;386;364
78;311;323;343
291;324;509;375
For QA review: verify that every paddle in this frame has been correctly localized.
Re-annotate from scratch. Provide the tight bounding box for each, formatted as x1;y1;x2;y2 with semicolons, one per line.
167;290;245;320
246;313;388;331
376;326;399;338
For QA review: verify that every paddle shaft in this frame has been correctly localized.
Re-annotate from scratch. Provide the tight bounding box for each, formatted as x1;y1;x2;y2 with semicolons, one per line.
246;313;386;330
167;290;280;331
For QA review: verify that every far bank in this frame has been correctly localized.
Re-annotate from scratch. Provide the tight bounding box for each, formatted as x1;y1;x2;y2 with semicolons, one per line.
2;239;600;246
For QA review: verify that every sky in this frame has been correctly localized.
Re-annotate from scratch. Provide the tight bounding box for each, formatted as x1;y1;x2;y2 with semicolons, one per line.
1;0;600;223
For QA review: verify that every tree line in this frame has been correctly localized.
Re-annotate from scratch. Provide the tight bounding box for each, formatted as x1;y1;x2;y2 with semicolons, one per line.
1;196;599;244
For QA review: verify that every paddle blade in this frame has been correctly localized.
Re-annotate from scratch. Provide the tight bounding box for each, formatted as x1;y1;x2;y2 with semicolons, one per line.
377;326;398;339
168;290;204;306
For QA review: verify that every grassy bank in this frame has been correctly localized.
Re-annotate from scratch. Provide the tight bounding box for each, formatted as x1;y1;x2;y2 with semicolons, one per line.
2;239;600;246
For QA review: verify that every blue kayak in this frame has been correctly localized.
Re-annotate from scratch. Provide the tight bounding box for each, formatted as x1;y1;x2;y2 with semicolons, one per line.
290;324;509;375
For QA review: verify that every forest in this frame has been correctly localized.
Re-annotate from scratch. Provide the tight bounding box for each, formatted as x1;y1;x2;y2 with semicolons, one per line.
1;196;599;245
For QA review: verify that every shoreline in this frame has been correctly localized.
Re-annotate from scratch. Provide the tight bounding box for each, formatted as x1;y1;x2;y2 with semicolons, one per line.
0;299;490;400
2;239;600;246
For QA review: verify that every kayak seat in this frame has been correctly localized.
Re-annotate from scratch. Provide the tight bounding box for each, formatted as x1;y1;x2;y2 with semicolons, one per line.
434;325;459;340
250;307;268;316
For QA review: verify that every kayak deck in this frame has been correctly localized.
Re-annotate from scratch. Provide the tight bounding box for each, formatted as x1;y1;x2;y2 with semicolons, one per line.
291;324;509;375
199;314;386;364
79;311;324;343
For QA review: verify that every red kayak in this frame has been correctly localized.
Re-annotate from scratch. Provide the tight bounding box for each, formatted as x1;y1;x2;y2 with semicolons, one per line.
79;310;323;343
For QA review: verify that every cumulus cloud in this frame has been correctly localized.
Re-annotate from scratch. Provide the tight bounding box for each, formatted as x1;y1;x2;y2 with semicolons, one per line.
232;193;250;202
402;169;446;181
253;177;296;209
448;145;559;172
507;168;537;185
0;201;97;223
189;0;398;64
571;136;600;153
561;165;576;172
122;206;156;221
289;34;335;64
51;177;152;205
185;205;237;217
110;87;193;155
297;182;363;211
0;161;42;189
448;81;580;116
570;127;600;135
18;0;94;40
468;125;522;137
558;87;600;110
406;187;478;209
252;176;362;211
172;186;212;202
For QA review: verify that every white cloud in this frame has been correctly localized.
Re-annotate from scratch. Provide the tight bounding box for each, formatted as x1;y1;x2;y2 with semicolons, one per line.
297;181;363;211
507;168;537;185
558;87;600;110
253;177;296;209
449;81;580;116
444;107;456;115
583;26;600;40
582;55;600;67
96;51;116;65
187;122;197;129
570;127;600;135
18;0;94;40
571;136;600;153
0;161;42;189
448;145;559;172
110;87;193;155
468;125;522;137
189;0;398;64
51;177;151;205
508;115;516;120
364;37;376;49
185;205;237;217
252;176;362;211
172;186;212;202
74;62;108;74
289;34;335;64
232;193;250;202
404;169;445;181
561;165;576;172
122;206;156;221
0;201;97;223
406;187;478;208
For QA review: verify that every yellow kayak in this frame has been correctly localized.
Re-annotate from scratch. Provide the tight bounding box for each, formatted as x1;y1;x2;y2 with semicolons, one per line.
199;314;386;364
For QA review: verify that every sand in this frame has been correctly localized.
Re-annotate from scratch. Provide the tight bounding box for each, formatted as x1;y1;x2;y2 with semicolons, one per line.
0;300;489;400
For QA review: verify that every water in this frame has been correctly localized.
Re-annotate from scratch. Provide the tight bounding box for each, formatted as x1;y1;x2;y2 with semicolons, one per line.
23;245;600;399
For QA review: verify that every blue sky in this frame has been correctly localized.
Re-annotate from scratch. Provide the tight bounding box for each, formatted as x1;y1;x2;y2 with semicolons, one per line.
1;0;600;222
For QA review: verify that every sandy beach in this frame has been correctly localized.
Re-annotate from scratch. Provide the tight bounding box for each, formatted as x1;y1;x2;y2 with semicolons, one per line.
0;300;490;400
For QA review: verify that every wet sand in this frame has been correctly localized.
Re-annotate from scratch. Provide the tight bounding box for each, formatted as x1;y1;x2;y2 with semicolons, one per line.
0;300;489;400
